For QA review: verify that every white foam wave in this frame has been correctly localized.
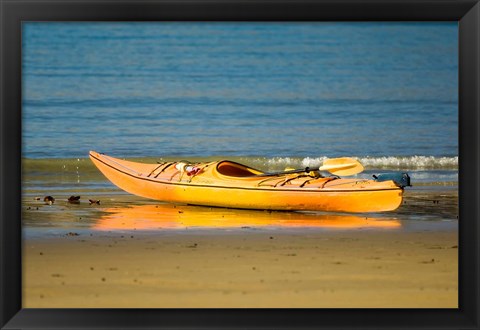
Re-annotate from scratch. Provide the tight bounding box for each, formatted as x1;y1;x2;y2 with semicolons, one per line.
243;156;458;171
358;156;458;169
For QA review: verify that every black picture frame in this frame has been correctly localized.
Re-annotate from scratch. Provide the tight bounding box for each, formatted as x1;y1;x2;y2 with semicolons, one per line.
1;1;479;329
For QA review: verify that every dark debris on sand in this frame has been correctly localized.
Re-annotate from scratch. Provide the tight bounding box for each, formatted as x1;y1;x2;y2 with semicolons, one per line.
43;196;55;205
68;196;81;203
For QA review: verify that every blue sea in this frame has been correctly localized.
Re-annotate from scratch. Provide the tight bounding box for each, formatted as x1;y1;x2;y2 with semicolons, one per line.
22;22;458;163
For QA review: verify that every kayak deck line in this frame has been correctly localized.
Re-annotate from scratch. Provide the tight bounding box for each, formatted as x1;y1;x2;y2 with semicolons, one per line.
147;163;168;177
154;162;176;178
89;152;401;194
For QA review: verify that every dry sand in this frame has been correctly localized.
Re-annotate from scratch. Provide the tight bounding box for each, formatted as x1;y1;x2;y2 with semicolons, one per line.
23;226;458;308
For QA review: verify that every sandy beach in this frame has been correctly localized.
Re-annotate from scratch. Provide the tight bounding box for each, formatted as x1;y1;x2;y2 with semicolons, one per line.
22;191;458;308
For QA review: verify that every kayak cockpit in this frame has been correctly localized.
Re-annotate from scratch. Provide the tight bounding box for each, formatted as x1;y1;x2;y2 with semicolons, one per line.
216;161;264;177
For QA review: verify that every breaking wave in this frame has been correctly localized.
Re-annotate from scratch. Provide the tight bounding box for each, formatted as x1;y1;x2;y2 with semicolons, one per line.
242;156;458;171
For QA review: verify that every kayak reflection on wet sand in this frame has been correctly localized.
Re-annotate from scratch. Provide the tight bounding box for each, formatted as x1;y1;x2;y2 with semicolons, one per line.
93;204;401;231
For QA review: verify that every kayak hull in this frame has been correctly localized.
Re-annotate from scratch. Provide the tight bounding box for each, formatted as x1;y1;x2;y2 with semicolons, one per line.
89;151;403;213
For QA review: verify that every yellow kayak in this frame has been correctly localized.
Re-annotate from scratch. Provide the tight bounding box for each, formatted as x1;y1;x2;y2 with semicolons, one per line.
89;151;408;213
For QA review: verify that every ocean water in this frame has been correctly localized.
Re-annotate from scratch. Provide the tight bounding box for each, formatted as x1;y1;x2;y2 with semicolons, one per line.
22;22;458;162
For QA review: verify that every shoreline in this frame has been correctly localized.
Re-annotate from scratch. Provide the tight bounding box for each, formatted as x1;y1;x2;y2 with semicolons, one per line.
22;189;459;232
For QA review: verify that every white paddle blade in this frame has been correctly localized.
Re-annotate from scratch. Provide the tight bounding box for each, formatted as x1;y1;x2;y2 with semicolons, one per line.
320;157;364;176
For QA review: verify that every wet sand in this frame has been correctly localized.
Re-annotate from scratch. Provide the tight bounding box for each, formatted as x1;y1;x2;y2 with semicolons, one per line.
22;191;458;308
